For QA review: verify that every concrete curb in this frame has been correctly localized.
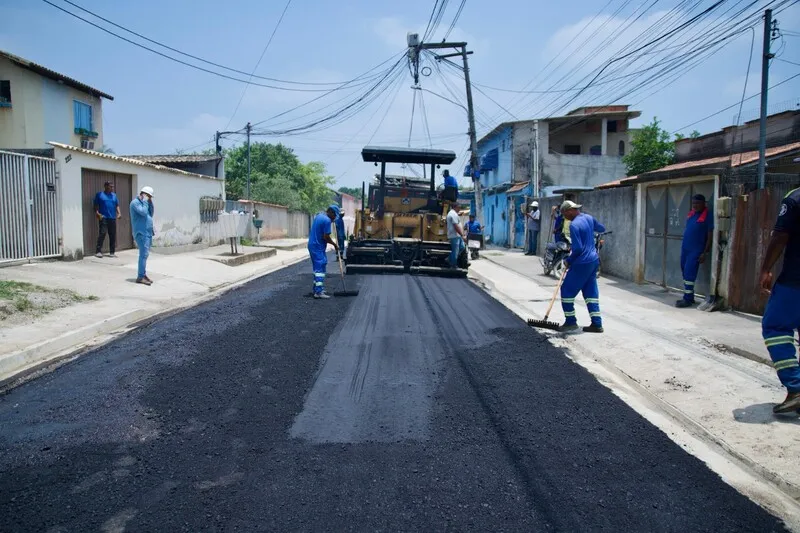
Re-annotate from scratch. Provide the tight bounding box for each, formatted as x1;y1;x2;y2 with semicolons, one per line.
206;247;277;266
478;253;772;367
467;267;800;509
0;253;308;390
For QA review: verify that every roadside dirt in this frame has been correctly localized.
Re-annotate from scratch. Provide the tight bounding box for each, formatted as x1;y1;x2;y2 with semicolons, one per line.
0;281;97;326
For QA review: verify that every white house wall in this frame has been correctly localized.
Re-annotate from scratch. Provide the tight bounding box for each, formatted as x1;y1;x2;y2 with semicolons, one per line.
53;146;224;259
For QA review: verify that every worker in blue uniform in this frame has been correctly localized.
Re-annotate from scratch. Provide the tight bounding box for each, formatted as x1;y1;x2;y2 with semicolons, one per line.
335;209;346;259
442;169;458;202
676;194;714;308
559;200;606;333
307;205;339;299
464;214;482;235
759;187;800;414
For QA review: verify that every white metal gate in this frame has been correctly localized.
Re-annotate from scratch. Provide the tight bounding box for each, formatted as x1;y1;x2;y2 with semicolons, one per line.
0;150;61;263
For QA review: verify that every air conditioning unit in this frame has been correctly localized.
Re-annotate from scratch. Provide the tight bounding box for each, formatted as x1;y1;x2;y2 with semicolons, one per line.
81;139;95;150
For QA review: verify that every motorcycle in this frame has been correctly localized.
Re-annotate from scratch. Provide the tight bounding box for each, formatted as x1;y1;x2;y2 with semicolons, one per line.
542;240;570;279
542;230;612;279
467;232;483;260
595;231;612;278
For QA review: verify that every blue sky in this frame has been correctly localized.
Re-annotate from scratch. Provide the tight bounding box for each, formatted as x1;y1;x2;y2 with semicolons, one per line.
2;0;798;188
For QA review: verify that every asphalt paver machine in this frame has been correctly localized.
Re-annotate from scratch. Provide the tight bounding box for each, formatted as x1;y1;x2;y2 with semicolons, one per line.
346;146;468;276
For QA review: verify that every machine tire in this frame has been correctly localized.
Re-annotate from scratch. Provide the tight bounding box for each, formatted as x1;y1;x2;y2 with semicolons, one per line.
471;250;478;260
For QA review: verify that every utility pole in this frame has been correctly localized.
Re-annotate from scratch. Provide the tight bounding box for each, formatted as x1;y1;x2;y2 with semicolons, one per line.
246;122;252;202
758;9;775;189
408;35;482;223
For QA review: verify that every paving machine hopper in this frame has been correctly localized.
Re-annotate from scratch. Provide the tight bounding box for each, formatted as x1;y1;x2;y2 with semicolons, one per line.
346;146;468;277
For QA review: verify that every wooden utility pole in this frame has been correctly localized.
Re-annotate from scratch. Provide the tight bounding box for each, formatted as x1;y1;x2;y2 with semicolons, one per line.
408;36;482;223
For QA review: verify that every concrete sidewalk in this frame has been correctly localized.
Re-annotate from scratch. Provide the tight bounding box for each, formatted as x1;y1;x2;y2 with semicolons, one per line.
470;249;800;516
0;240;309;385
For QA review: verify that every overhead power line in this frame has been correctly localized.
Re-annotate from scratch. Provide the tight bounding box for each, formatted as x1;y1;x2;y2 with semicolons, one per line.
41;0;387;92
225;0;293;129
672;72;800;133
50;0;373;87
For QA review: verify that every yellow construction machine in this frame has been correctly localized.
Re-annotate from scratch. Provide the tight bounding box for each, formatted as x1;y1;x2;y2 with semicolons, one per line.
346;146;468;276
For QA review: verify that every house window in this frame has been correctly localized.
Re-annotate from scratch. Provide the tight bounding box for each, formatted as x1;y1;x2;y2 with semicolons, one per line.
73;100;93;132
0;81;10;107
564;144;581;155
618;140;625;156
590;145;602;156
607;120;618;133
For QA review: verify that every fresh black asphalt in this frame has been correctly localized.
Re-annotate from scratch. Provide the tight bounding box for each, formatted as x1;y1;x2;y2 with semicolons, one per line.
0;258;787;532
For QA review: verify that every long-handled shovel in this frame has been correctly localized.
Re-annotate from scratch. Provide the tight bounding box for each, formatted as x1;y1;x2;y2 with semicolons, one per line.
527;267;567;331
333;249;359;297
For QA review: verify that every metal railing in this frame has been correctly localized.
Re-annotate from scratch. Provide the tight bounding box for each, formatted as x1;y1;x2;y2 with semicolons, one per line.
0;150;61;264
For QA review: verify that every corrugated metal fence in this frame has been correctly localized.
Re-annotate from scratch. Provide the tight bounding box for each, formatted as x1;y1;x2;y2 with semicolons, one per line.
0;150;61;263
727;173;800;314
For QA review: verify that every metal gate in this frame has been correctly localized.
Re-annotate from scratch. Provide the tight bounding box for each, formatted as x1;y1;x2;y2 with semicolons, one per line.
0;150;61;264
644;181;714;295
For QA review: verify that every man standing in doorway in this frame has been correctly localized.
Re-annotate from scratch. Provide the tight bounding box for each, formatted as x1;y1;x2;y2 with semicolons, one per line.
759;187;800;414
525;201;541;255
130;186;155;286
559;200;606;333
308;205;339;299
94;181;120;258
447;201;466;268
676;194;714;308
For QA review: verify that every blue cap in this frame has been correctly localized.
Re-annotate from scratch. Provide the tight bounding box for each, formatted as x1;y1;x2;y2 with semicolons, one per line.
328;204;340;216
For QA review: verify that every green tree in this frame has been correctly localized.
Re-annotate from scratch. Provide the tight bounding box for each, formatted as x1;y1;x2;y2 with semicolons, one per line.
339;187;361;198
222;142;334;214
674;130;701;141
622;117;675;176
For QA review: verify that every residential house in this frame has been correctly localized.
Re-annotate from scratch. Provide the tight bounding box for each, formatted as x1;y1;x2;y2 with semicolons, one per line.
0;50;113;151
472;105;641;246
550;109;800;315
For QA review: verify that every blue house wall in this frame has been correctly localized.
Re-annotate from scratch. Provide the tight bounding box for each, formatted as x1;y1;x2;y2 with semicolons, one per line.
476;126;514;246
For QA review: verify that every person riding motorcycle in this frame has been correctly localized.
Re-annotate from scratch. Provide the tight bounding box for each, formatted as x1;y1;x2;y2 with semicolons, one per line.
552;205;571;245
464;214;482;235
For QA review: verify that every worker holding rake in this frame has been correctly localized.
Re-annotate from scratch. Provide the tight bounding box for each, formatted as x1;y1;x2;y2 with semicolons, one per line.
559;201;606;334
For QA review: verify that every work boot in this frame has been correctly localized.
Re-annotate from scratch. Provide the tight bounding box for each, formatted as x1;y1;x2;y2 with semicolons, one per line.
136;277;152;286
773;391;800;414
314;292;331;300
675;299;694;308
560;323;579;333
583;324;604;333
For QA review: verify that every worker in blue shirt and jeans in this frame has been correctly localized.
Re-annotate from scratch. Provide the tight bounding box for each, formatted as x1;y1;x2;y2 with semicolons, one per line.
559;200;606;333
676;194;714;308
93;181;121;258
130;186;155;286
759;187;800;414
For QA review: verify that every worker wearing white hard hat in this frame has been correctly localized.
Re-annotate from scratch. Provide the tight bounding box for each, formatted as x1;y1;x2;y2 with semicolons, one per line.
130;186;155;286
525;200;541;255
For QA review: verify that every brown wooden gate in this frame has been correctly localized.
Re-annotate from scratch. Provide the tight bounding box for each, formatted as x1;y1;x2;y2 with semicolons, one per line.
81;169;134;254
728;188;783;315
